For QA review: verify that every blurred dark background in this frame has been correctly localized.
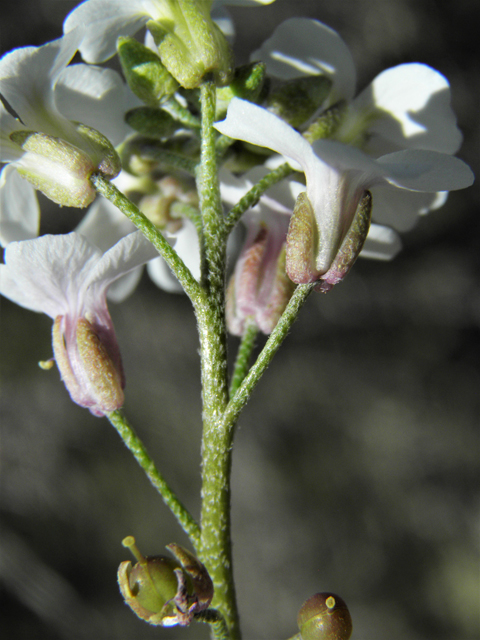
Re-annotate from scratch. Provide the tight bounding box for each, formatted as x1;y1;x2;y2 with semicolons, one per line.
1;1;479;638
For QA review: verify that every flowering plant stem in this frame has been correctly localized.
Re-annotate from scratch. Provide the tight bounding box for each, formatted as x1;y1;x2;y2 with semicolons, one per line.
92;83;315;640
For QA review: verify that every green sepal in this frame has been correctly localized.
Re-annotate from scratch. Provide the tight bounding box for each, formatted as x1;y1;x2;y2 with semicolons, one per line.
10;130;97;208
267;76;333;128
125;106;180;139
74;122;121;177
117;36;179;106
216;62;266;118
303;102;346;143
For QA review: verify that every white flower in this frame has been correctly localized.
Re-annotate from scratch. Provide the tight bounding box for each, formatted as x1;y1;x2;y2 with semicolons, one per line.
251;17;356;106
0;232;158;415
214;98;474;286
0;31;134;244
251;18;466;232
76;171;201;297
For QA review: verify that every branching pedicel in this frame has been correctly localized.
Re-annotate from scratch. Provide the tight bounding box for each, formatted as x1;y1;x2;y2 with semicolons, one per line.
0;1;474;639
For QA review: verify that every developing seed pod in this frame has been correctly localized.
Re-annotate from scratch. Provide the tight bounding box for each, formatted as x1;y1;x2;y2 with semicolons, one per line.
118;537;183;626
297;593;353;640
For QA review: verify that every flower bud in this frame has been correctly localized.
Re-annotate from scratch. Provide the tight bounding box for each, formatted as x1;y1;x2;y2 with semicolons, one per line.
297;593;353;640
10;122;121;208
266;76;332;128
303;103;345;144
227;219;295;336
146;0;234;89
10;131;97;207
139;176;198;233
117;37;179;106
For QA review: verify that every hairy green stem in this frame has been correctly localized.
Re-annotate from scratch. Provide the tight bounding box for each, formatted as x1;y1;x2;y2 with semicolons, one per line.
222;284;315;432
162;96;201;129
107;410;200;547
195;82;240;639
229;320;259;398
196;609;230;640
91;174;203;305
225;162;295;232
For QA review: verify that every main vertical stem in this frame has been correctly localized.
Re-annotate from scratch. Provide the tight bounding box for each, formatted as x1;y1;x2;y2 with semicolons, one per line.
196;82;240;639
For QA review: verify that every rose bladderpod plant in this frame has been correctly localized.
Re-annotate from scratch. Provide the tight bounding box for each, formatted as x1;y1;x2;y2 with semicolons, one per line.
0;231;158;415
214;98;474;290
251;17;467;233
0;29;136;246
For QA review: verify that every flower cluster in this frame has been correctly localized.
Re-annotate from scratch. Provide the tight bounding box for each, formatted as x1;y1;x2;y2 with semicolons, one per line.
0;2;473;414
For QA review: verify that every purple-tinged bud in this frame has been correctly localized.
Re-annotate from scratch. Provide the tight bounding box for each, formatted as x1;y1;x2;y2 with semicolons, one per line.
286;190;372;291
52;313;124;417
315;191;372;293
297;593;353;640
227;218;295;335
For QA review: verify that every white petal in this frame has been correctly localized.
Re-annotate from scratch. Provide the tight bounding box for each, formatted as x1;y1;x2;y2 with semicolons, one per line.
76;198;144;303
0;233;99;317
354;63;463;154
63;0;155;63
251;18;356;102
55;64;138;145
211;6;235;40
360;224;402;260
84;231;159;293
378;149;474;192
107;266;144;302
75;196;136;251
0;166;39;246
146;218;200;292
369;186;447;232
147;256;184;293
214;98;312;169
172;219;201;281
0;32;83;134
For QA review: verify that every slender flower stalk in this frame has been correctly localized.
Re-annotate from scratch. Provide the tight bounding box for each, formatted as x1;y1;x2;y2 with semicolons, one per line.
229;320;259;397
224;283;316;429
108;410;201;546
